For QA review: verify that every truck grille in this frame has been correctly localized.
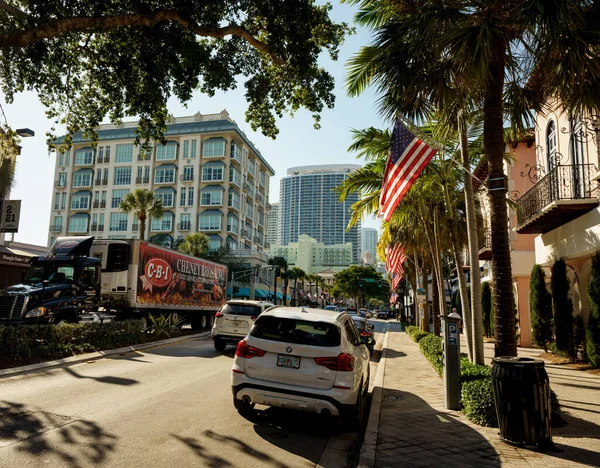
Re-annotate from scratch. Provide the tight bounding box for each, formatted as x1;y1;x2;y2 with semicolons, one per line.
0;295;26;320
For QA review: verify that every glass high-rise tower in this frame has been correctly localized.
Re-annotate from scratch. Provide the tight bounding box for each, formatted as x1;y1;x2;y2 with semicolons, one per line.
279;164;362;263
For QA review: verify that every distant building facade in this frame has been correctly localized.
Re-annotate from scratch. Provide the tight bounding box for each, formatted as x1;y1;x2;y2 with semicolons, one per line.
48;111;274;259
270;234;353;274
279;164;361;263
267;202;280;247
361;227;378;264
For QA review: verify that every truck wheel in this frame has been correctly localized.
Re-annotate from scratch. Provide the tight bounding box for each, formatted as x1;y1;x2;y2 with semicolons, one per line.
214;338;226;351
210;313;215;327
140;316;149;330
201;313;208;329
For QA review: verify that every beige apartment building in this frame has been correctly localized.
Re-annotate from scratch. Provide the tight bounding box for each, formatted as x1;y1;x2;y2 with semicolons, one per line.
515;105;600;326
48;111;274;260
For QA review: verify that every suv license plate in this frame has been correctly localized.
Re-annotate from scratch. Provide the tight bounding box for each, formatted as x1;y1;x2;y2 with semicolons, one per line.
277;354;301;369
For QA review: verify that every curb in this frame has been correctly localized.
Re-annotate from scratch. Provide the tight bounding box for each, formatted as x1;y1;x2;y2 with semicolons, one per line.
0;330;212;378
358;328;390;468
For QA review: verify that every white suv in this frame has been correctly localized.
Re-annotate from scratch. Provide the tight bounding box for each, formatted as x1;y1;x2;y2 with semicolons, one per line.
231;306;371;427
212;300;274;351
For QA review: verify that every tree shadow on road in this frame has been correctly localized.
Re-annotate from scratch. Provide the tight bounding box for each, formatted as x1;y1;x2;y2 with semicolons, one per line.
0;401;117;468
62;367;139;386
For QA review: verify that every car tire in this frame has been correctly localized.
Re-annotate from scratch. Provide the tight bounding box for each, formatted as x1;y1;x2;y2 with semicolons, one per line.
233;397;254;413
214;338;226;351
344;379;365;430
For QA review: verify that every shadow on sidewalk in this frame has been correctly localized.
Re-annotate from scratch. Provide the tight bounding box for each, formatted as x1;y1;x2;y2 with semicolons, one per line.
384;350;407;359
376;389;501;467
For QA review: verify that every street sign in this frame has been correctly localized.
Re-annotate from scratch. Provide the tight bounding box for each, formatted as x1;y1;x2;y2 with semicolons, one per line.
0;200;21;233
363;278;376;283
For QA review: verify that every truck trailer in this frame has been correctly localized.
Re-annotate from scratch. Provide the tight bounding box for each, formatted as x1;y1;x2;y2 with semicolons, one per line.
0;236;228;329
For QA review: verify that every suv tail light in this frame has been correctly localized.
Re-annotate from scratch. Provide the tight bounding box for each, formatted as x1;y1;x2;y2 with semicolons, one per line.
314;353;354;371
359;330;370;337
251;315;257;320
235;340;266;359
215;312;224;318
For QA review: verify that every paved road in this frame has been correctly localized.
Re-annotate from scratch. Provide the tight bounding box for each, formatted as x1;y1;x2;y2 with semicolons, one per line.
0;322;389;468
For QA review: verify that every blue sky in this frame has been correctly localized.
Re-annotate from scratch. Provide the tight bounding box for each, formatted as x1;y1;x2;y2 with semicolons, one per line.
4;1;387;247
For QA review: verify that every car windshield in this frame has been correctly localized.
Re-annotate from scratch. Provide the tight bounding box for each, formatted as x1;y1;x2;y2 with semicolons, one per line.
24;261;75;284
221;303;262;316
352;318;367;330
251;316;341;347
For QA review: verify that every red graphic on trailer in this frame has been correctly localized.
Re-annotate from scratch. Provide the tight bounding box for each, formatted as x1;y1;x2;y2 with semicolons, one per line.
136;243;227;309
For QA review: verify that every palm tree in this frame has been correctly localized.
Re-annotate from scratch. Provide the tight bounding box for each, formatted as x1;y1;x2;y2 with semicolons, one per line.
178;233;209;258
120;188;164;241
290;267;306;306
0;129;19;199
268;256;289;305
345;0;600;356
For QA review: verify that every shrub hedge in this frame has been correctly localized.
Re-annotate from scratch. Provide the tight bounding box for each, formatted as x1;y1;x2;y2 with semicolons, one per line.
407;329;563;428
0;320;185;367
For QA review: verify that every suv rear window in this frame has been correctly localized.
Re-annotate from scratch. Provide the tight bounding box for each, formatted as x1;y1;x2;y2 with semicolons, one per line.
221;303;262;316
251;316;341;347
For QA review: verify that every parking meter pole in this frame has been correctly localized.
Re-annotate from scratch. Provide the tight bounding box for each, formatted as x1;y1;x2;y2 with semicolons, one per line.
440;315;461;410
250;272;256;301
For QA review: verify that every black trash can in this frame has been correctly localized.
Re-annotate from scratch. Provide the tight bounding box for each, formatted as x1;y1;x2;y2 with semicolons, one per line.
491;357;553;449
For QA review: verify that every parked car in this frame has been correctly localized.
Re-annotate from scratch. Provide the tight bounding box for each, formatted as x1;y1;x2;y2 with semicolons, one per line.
351;316;376;355
347;307;358;315
323;305;340;312
231;307;371;427
376;310;388;320
358;308;368;317
211;300;274;351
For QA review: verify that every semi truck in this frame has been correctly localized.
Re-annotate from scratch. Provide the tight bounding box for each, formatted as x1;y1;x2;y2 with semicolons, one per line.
0;236;228;329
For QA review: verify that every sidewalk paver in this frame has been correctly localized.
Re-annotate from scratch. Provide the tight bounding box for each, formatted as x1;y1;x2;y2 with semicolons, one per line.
370;324;600;468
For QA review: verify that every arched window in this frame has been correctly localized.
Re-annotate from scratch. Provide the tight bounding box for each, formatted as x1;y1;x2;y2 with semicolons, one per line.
546;120;557;171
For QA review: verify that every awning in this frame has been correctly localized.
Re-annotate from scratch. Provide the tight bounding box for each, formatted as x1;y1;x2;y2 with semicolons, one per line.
156;164;177;170
72;190;92;197
203;185;225;191
201;209;223;215
74;168;93;174
69;212;90;219
0;245;44;266
155;187;176;194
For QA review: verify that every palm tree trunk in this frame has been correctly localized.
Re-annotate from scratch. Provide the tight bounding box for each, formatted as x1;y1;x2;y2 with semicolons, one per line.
452;246;474;362
432;207;448;319
423;262;430;332
432;268;441;335
458;111;484;364
139;213;146;241
485;40;517;357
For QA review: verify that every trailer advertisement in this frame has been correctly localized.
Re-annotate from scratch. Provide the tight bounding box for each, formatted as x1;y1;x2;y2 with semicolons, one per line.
136;243;226;309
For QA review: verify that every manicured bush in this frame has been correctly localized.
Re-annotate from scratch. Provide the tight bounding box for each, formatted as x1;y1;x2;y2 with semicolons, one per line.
419;334;443;375
530;264;553;352
551;258;574;358
461;378;497;427
406;325;418;336
460;358;492;382
0;320;171;366
411;330;430;343
587;253;600;366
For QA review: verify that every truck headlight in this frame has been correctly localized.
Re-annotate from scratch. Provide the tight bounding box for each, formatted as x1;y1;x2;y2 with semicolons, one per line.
25;306;48;318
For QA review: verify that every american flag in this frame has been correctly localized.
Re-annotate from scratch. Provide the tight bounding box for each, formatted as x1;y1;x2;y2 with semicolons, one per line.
390;292;398;304
392;273;402;290
379;120;438;221
386;244;407;275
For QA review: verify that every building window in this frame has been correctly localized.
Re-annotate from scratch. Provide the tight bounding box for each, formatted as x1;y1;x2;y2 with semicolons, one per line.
61;193;67;209
151;213;173;231
155;167;175;184
191;140;197;158
115;143;134;163
58;152;64;166
68;215;89;233
547;120;557;171
71;193;90;210
179;213;191;230
156;191;174;207
73;171;92;187
156;142;177;161
228;191;240;210
109;212;128;231
227;215;238;233
229;166;241;186
65;150;71;166
230;141;242;161
203;139;225;157
53;216;63;231
182;166;194;181
199;213;222;231
208;237;221;251
75;148;94;165
183;140;189;159
180;187;186;206
113;166;132;185
188;187;194;206
201;188;223;206
202;165;224;181
111;189;129;208
58;172;67;187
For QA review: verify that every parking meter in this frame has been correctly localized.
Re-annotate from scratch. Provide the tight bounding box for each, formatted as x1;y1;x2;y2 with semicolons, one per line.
440;314;461;410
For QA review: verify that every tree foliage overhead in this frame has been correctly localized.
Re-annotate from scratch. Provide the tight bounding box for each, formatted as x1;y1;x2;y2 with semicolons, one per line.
0;0;351;144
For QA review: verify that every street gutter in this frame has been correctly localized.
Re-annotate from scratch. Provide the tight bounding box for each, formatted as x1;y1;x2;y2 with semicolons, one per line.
357;328;389;468
0;331;211;379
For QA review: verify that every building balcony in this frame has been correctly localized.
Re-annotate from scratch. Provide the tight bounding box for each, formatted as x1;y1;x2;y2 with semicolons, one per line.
178;221;191;231
228;202;240;212
253;236;261;244
96;156;103;164
101;179;108;185
103;156;110;164
230;249;270;263
135;176;150;184
241;229;249;238
256;193;263;203
90;223;98;231
97;224;104;231
93;200;107;209
54;180;67;188
516;164;599;234
50;224;63;232
478;228;492;261
180;174;194;182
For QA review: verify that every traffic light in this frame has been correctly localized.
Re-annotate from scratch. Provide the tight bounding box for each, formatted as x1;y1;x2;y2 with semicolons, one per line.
253;266;260;277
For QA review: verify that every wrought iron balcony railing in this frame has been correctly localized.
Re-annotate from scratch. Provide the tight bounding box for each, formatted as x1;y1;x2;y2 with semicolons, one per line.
516;164;597;227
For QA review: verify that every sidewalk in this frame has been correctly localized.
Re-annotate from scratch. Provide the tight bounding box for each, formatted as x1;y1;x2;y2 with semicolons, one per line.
362;323;600;467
